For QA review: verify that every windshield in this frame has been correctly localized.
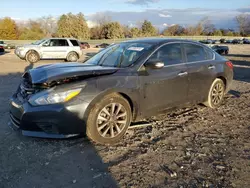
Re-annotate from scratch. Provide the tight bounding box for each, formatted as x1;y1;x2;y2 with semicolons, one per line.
31;39;47;45
84;42;153;67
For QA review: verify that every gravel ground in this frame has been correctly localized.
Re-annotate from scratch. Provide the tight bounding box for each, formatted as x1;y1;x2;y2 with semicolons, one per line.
0;45;249;188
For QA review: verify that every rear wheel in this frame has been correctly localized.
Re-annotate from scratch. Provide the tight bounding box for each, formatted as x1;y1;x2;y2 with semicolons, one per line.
225;50;229;55
66;52;78;62
86;93;132;144
26;51;40;63
204;78;225;109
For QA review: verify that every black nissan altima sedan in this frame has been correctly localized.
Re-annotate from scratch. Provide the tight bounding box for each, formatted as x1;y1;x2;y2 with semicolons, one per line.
9;38;234;144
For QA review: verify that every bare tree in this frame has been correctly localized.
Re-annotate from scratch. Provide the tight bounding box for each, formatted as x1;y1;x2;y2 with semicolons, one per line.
38;16;57;37
200;17;215;35
92;12;112;26
236;14;250;36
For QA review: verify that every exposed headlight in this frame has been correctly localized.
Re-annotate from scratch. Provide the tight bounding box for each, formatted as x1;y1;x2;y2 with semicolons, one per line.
30;88;82;106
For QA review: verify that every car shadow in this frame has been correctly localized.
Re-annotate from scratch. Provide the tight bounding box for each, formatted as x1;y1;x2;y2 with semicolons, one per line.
24;62;34;72
0;51;10;56
0;72;118;188
226;54;250;58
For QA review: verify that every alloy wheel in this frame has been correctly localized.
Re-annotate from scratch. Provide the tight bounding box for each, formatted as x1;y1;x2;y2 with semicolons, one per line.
96;103;127;138
211;82;224;105
29;53;38;63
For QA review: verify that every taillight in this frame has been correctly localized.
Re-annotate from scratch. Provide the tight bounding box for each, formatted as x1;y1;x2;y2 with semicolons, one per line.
226;61;233;70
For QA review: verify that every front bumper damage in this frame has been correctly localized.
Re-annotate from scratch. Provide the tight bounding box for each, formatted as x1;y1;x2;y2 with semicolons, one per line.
9;95;89;139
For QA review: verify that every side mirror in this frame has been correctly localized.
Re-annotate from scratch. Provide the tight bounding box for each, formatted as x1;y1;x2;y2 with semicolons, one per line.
144;60;164;69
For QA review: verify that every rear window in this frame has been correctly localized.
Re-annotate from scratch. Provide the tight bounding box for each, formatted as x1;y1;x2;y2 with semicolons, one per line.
70;40;79;46
184;43;206;62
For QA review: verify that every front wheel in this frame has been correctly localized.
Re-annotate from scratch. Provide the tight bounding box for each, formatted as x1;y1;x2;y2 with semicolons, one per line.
26;51;40;63
86;93;132;144
203;78;225;109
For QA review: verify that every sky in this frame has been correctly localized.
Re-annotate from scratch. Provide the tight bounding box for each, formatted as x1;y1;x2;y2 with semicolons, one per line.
1;0;250;29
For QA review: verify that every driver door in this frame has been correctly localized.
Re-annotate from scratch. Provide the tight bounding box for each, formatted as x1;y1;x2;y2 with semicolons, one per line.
41;39;69;59
139;43;189;116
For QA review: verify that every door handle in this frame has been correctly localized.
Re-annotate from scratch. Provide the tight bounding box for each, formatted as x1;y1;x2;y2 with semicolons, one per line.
208;65;215;70
178;72;188;76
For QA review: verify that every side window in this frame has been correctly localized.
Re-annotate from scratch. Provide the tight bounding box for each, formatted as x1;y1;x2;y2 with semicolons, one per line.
204;47;214;60
49;39;59;47
148;43;182;66
70;40;79;46
58;39;69;46
184;43;206;62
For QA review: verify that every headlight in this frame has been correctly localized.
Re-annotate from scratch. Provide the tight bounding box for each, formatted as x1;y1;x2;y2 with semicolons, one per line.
30;88;82;106
18;47;25;50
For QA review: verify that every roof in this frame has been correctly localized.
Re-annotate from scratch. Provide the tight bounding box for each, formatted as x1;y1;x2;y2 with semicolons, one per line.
123;38;198;45
42;38;79;40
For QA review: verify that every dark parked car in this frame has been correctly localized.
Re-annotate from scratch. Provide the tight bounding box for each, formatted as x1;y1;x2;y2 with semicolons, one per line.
220;39;226;44
95;43;110;48
243;38;250;44
80;42;90;49
226;40;233;44
232;39;243;44
211;45;229;55
9;39;234;144
199;39;217;45
0;46;5;53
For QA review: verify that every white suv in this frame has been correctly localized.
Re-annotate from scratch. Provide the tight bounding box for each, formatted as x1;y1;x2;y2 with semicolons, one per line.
15;38;83;63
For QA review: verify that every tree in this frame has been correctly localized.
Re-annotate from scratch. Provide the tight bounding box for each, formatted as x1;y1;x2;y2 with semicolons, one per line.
38;16;57;37
0;17;18;39
163;25;185;36
57;13;90;39
122;25;131;38
236;14;250;36
19;21;45;40
200;17;216;35
213;30;223;36
90;26;102;39
226;31;234;37
100;22;124;39
130;27;141;38
141;20;157;37
92;12;112;26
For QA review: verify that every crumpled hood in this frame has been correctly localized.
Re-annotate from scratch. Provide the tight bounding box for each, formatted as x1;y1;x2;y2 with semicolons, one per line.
27;63;119;84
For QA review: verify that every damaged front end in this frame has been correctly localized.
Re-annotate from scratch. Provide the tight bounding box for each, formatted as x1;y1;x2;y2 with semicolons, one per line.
9;63;119;138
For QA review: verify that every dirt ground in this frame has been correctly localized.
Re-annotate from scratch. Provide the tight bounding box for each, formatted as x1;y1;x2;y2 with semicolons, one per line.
0;45;249;188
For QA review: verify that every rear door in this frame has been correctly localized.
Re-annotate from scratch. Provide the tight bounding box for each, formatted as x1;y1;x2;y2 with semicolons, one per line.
183;43;216;102
41;39;69;59
140;42;189;115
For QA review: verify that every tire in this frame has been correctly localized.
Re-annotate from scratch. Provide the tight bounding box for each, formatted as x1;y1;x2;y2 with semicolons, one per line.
203;78;225;109
86;93;132;144
66;52;78;62
26;51;40;63
225;50;229;55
